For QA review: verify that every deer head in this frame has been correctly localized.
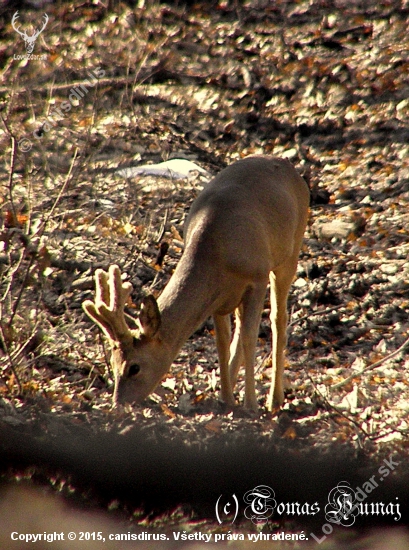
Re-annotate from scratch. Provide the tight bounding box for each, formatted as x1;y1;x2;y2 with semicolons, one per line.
82;265;167;406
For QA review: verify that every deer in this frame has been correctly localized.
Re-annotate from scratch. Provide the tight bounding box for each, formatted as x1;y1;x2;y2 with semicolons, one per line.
83;155;309;411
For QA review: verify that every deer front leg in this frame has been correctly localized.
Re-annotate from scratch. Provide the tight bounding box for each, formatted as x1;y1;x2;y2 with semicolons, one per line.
228;305;244;390
214;313;236;406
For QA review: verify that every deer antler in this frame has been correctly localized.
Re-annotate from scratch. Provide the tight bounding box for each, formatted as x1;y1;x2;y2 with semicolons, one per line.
38;14;49;34
82;265;134;344
11;12;24;37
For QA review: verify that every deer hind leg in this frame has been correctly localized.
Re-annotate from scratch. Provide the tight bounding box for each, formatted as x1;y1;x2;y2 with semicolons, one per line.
229;304;244;389
213;313;235;406
239;283;268;411
266;262;298;411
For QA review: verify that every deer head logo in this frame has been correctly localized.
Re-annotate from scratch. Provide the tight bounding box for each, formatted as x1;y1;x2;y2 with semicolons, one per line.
12;11;49;54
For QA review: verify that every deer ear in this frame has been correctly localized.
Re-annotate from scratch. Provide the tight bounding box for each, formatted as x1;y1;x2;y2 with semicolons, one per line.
138;295;161;337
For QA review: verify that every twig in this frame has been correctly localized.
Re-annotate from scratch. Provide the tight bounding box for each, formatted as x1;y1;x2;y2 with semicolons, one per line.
1;115;18;221
155;208;169;243
307;373;369;442
7;256;36;330
332;333;409;390
0;306;22;395
289;304;344;327
0;123;24;393
312;375;409;442
33;148;79;240
8;321;41;363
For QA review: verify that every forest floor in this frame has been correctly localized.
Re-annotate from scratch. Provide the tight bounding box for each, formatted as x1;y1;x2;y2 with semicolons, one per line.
0;0;409;547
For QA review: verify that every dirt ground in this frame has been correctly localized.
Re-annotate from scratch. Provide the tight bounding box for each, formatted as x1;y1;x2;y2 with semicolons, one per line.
0;0;409;546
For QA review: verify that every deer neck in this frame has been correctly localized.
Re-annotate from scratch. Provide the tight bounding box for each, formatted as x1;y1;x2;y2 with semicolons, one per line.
156;247;218;357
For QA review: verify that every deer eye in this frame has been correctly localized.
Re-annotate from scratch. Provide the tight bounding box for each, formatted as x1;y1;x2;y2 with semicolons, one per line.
128;364;140;377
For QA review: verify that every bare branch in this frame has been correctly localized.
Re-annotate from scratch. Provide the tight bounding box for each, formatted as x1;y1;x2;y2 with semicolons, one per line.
332;334;409;391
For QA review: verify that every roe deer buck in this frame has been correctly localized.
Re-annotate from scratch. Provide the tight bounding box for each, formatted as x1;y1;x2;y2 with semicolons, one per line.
83;155;309;411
